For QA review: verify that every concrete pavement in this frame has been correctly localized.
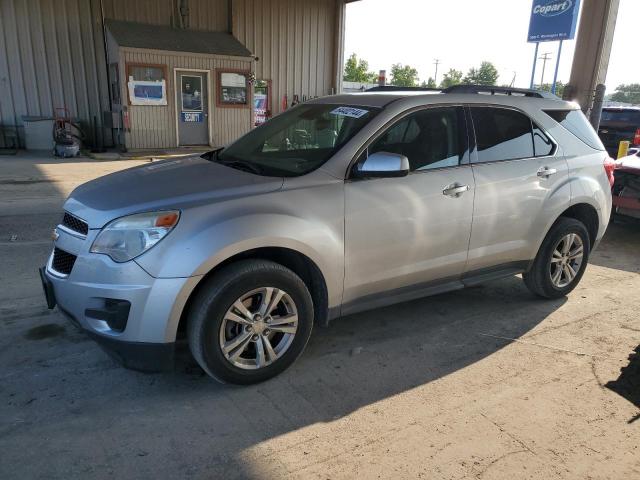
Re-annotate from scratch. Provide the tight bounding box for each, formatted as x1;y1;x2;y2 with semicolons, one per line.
0;153;638;479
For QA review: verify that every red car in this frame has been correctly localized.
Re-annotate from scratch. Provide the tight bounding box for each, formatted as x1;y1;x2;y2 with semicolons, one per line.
612;151;640;220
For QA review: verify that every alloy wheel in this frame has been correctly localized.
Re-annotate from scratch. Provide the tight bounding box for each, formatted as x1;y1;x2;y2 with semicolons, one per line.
549;233;584;289
219;287;298;370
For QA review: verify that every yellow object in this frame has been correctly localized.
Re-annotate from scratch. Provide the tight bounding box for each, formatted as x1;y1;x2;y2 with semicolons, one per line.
617;140;630;159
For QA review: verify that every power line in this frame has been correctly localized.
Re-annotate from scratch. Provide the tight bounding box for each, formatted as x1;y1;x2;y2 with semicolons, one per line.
538;52;552;87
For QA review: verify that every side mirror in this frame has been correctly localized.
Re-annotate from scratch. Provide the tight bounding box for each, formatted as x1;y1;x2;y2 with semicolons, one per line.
354;151;410;178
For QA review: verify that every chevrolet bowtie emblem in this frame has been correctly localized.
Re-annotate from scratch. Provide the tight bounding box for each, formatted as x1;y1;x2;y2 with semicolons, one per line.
51;228;59;241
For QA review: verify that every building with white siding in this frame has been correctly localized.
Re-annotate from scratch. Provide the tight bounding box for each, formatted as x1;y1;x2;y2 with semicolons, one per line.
0;0;355;151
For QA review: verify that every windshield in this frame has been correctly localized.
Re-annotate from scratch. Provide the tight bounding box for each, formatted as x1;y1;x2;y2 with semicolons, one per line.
601;109;640;125
216;104;380;176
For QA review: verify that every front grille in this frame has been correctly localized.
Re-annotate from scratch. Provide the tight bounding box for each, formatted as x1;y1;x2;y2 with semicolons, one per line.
52;247;77;275
62;212;89;235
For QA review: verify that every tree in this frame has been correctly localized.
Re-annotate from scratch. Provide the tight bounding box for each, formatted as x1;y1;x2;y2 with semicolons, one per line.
390;63;419;87
439;69;463;89
343;53;377;83
609;84;640;105
537;81;565;98
463;61;499;86
420;77;437;88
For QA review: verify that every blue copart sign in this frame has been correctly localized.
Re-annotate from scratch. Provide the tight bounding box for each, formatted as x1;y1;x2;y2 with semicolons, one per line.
527;0;581;43
181;112;203;122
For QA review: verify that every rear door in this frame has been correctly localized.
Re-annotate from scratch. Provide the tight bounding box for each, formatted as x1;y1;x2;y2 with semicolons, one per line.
465;105;569;273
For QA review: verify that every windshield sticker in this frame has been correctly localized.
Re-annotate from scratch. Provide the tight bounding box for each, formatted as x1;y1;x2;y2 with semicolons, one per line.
330;107;369;118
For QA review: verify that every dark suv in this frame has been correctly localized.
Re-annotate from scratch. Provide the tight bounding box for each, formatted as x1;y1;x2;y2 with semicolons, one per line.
598;107;640;157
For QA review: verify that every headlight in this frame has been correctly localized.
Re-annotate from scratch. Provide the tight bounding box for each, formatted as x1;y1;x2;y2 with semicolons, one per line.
90;211;180;262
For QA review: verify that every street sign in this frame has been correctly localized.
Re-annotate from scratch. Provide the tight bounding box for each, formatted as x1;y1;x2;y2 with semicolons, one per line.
527;0;581;43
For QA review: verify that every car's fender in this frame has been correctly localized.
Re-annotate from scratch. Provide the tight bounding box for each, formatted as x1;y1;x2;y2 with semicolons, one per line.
135;184;345;313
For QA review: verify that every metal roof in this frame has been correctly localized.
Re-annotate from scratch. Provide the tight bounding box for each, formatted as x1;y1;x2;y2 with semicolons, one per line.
105;20;253;58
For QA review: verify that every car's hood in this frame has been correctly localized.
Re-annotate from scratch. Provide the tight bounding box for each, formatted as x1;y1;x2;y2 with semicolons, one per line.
64;155;284;228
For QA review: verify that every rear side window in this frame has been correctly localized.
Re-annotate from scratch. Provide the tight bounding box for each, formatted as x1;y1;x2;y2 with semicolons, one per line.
544;109;605;151
470;107;534;162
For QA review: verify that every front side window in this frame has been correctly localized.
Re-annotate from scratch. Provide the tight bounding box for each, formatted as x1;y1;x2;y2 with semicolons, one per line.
216;104;379;177
471;107;534;162
368;107;466;171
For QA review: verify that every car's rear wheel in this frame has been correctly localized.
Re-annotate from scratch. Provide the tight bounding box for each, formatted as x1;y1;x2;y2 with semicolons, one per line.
523;217;591;299
187;259;313;384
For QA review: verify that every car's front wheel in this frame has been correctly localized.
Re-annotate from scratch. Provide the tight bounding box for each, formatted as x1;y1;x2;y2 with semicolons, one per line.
523;217;591;299
187;259;314;384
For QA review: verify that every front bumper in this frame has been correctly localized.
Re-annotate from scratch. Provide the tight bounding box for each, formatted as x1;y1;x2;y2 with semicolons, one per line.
42;226;199;372
59;302;175;372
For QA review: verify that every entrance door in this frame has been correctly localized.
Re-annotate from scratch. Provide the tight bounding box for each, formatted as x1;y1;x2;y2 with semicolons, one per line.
177;71;208;145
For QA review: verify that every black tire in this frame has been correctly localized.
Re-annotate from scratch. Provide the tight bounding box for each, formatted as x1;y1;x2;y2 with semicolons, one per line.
187;259;314;384
523;217;591;299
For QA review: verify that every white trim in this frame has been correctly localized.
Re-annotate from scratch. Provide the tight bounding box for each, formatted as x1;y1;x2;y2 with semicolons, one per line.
174;68;213;147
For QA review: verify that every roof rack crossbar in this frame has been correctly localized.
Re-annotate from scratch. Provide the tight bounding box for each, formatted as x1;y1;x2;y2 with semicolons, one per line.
366;86;441;92
441;84;557;99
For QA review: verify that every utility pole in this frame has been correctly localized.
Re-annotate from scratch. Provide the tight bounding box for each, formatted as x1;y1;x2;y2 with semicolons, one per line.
538;52;552;88
433;59;441;85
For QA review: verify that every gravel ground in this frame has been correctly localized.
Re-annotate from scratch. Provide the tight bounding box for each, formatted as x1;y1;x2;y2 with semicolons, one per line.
1;153;638;479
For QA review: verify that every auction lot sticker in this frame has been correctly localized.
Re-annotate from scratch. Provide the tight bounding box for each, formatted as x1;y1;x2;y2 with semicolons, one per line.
330;107;369;118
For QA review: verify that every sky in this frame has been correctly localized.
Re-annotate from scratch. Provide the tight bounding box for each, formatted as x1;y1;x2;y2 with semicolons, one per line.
345;0;637;90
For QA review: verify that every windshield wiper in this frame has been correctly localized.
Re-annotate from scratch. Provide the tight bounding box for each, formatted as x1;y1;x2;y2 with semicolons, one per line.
201;147;224;162
218;159;264;175
203;148;264;175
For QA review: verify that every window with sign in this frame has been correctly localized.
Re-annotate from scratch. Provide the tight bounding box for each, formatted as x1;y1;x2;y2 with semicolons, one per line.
218;71;248;106
125;63;167;105
127;64;166;82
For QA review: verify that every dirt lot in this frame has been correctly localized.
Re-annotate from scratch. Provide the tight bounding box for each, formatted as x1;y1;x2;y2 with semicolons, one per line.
1;153;639;479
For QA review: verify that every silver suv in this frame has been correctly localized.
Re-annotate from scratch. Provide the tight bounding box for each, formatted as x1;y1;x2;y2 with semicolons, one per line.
40;86;613;384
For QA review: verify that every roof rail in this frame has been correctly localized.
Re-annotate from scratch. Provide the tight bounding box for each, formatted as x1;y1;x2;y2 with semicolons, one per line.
441;84;558;99
366;86;441;92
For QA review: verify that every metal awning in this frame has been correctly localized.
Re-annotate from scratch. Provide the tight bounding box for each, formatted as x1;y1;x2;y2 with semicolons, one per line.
106;20;253;58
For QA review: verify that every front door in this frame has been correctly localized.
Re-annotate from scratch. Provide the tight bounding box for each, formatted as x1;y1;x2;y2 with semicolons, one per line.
177;71;208;145
343;106;475;314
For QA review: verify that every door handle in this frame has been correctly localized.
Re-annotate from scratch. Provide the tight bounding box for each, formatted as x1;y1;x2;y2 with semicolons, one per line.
442;183;470;198
537;166;557;178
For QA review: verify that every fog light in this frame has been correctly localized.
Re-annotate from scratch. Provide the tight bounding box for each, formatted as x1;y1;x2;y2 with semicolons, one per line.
85;299;131;332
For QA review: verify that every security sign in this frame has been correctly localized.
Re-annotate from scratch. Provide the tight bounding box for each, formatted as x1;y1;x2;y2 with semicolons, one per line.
527;0;581;42
181;112;203;122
